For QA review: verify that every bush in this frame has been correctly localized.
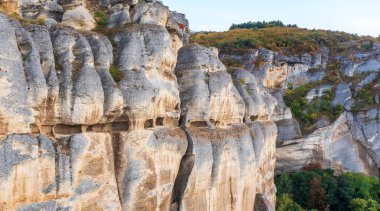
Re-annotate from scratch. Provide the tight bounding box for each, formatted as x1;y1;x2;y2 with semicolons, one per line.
349;198;368;211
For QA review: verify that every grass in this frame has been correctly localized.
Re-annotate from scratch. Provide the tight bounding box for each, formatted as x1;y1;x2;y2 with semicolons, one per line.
94;10;108;28
10;13;45;26
192;27;380;56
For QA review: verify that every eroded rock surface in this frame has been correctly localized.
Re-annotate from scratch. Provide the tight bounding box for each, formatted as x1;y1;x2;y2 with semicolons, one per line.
0;3;278;211
175;44;245;127
276;113;379;176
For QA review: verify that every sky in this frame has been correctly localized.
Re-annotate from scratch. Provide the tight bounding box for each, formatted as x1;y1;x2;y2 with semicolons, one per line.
163;0;380;36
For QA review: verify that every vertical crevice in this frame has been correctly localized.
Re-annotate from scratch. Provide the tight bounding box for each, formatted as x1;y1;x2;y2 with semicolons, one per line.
111;132;124;207
171;127;195;210
53;141;61;195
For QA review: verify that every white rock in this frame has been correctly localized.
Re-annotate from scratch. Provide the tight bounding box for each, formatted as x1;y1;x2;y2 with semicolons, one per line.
62;6;95;31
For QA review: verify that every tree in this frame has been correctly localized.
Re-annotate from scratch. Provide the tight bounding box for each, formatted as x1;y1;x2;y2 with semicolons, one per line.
277;194;303;211
349;198;380;211
308;178;327;211
349;198;367;211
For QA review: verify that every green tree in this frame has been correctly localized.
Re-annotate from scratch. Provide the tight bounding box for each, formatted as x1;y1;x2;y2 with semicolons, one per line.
349;198;368;211
277;194;303;211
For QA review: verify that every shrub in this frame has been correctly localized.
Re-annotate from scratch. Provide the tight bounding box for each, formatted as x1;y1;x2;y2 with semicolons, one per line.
333;104;345;115
94;11;108;28
109;65;123;83
239;78;247;85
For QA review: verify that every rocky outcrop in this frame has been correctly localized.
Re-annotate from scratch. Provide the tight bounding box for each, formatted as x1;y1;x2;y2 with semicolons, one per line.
276;113;379;176
220;48;328;89
172;44;277;210
348;109;380;167
61;6;95;31
175;44;245;127
232;69;277;122
0;3;278;211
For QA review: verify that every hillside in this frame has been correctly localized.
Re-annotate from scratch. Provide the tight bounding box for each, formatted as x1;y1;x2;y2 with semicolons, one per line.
192;27;380;55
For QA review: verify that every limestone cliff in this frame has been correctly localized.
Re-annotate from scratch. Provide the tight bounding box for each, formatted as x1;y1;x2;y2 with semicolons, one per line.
0;1;277;210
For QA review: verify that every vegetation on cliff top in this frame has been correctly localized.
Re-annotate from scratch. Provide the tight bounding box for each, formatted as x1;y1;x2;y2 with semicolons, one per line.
230;20;298;30
276;166;380;211
192;25;379;55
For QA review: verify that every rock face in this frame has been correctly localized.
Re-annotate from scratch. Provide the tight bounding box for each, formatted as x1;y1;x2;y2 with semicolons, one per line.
348;109;380;167
175;44;245;127
0;3;277;211
220;48;328;89
172;45;277;210
276;113;379;176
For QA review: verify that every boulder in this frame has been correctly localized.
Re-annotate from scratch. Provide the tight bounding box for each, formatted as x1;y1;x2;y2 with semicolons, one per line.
130;2;169;27
332;82;351;107
61;6;95;31
107;6;131;28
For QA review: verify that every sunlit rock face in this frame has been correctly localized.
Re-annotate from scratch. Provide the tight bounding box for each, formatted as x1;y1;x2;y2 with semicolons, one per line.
0;0;18;15
0;133;121;210
0;2;279;210
170;44;278;211
114;128;188;211
248;121;277;206
130;1;169;27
